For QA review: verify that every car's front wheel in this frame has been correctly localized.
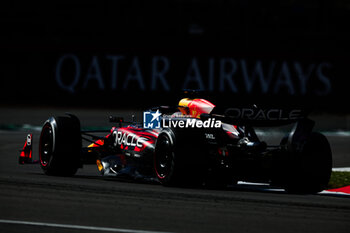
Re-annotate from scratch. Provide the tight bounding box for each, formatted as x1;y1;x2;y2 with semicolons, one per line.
39;115;81;176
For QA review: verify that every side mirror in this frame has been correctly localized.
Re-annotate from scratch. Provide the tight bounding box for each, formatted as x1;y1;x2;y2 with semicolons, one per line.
109;116;124;123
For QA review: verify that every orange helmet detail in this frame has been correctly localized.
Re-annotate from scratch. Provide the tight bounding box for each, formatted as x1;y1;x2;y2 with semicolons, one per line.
178;98;215;118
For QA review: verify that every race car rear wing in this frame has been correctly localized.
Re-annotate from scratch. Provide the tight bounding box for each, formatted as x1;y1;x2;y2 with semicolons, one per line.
206;106;308;127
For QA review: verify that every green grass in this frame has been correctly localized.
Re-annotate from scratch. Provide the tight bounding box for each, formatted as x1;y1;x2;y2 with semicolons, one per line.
328;171;350;189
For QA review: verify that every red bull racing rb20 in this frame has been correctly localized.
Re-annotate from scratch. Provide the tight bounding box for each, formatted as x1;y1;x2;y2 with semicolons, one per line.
19;95;332;194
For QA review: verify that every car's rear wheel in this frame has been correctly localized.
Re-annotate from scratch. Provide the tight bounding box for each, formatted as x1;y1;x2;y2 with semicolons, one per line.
284;132;332;193
154;128;206;186
39;115;81;176
154;131;175;183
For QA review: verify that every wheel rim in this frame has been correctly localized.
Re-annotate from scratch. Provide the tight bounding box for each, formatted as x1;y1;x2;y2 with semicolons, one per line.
155;134;173;179
39;123;53;167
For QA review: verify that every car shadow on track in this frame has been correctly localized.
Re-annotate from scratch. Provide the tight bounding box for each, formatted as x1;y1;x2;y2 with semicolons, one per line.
27;172;350;198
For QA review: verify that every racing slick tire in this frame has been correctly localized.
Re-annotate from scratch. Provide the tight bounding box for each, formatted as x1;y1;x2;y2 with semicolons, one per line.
39;115;82;176
154;128;206;186
283;132;332;194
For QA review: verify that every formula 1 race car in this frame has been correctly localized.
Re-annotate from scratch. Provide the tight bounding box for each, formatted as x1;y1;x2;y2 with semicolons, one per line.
19;94;332;193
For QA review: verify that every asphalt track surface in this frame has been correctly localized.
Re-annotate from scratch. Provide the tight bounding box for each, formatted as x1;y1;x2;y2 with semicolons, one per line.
0;107;350;233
